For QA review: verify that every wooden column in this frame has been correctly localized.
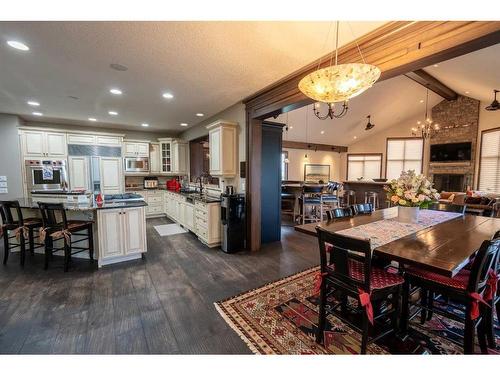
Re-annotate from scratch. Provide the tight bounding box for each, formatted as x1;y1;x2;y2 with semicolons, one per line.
246;115;262;252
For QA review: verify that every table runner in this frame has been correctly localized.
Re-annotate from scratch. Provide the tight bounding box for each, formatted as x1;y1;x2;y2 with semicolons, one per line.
337;209;463;249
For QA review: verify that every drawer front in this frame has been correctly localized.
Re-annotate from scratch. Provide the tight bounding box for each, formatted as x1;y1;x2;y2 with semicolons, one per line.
196;216;208;230
148;196;163;204
195;201;207;210
197;227;208;240
195;207;207;218
147;205;164;215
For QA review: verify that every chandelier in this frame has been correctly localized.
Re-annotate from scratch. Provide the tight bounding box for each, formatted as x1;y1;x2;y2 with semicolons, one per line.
298;21;381;120
411;89;440;139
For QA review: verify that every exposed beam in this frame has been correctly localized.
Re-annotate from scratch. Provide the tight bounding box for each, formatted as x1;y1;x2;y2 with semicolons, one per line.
282;140;348;153
405;69;458;100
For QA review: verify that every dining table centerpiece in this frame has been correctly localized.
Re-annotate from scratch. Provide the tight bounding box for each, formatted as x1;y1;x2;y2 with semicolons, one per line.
385;170;440;223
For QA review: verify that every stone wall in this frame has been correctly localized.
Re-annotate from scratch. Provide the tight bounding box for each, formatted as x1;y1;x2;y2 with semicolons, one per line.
428;95;480;190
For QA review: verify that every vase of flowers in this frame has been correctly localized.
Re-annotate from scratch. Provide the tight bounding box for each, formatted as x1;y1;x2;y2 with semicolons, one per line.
384;170;440;223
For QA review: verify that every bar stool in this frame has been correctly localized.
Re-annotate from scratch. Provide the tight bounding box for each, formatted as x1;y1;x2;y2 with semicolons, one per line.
38;202;94;272
281;186;297;223
365;191;379;209
1;200;43;266
300;185;324;224
342;190;356;207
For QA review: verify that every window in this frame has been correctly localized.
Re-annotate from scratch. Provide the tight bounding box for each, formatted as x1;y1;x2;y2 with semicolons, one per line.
386;138;423;180
281;151;288;181
347;154;382;181
479;128;500;192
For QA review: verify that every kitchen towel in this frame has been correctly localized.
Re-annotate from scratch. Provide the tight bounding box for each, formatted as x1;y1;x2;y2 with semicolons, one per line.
154;223;188;236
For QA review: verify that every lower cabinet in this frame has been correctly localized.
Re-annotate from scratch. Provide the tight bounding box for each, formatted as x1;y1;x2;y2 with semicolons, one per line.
97;206;147;267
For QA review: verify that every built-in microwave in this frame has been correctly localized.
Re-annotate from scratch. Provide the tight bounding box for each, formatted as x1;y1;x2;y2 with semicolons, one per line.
124;157;149;173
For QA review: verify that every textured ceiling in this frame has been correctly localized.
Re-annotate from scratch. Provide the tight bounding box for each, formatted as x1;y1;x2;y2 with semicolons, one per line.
0;21;386;133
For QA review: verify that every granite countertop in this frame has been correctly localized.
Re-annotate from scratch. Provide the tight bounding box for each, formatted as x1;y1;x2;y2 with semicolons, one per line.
343;180;389;185
31;190;89;195
16;198;148;211
125;187;222;203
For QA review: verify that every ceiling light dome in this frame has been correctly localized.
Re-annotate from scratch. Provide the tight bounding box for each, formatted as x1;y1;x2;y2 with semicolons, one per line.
7;40;29;51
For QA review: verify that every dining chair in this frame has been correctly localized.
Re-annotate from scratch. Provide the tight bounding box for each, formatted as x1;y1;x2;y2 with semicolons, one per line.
38;202;94;271
300;185;324;224
281;185;297;223
351;203;374;215
427;202;466;214
315;228;404;354
0;200;43;266
402;238;500;353
482;230;500;349
326;207;352;220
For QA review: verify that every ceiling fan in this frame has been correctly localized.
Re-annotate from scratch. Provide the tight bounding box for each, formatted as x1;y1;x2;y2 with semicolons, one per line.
365;115;375;130
485;89;499;111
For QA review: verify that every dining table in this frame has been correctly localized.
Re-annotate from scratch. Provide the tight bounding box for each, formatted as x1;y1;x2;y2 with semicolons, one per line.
294;206;500;277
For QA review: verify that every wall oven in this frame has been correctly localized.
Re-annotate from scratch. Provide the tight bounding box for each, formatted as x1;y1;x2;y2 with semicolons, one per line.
124;157;149;173
25;159;68;192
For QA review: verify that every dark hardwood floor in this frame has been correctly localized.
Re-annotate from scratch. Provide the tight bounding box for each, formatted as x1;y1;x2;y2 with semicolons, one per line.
0;218;319;354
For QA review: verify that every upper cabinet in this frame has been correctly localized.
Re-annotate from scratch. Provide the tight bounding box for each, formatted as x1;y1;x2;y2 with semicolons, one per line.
158;138;188;175
149;142;161;173
124;141;150;157
207;120;238;177
21;130;67;158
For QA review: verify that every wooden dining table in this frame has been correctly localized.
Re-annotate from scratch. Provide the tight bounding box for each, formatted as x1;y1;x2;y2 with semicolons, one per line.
295;207;500;277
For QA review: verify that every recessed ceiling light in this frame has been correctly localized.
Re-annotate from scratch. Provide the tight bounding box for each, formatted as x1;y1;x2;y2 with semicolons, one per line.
289;126;293;129
465;91;470;94
109;88;122;95
7;40;29;51
353;136;357;139
162;92;174;99
419;99;424;103
320;130;325;134
141;123;149;127
180;123;188;127
433;64;439;67
196;113;204;117
108;111;118;116
88;117;97;122
32;112;43;116
27;100;40;106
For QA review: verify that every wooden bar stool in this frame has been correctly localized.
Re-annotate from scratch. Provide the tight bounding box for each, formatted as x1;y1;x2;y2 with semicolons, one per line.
1;200;43;266
342;190;356;207
365;191;379;209
38;202;94;272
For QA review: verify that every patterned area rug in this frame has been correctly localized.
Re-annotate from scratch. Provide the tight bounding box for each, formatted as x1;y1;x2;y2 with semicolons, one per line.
215;267;500;354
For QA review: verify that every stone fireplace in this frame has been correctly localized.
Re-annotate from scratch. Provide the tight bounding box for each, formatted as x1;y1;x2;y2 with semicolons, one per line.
428;95;480;192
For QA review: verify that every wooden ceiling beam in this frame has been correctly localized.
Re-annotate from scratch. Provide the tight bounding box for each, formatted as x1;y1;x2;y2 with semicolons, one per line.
282;140;348;153
404;69;458;100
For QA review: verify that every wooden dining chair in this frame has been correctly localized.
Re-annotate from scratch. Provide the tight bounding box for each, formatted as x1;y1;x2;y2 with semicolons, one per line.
38;202;94;271
326;207;353;220
402;238;500;353
0;200;43;266
427;202;466;214
351;203;374;215
482;230;500;349
315;228;404;354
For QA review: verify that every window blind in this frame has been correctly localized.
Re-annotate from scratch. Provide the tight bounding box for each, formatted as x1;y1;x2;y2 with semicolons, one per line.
479;129;500;192
347;154;382;180
386;138;423;180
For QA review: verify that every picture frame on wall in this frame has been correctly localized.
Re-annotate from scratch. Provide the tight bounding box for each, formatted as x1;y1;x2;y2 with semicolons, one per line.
304;164;330;183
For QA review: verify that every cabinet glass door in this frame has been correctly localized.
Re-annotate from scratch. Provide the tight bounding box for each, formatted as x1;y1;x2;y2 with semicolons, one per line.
161;142;172;172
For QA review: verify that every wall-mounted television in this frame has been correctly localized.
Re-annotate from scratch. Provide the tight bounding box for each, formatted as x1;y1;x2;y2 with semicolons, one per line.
430;142;472;162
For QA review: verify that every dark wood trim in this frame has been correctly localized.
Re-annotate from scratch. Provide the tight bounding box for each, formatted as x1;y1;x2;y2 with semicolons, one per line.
282;140;348;153
405;69;458;100
385;137;424;178
303;163;331;183
244;21;500;252
346;153;383;181
477;126;500;191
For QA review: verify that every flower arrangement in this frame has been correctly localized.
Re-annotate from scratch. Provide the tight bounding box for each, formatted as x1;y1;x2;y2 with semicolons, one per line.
384;170;440;208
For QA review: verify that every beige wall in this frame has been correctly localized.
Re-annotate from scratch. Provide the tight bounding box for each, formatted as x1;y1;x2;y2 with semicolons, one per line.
179;102;246;192
284;148;341;182
474;103;500;188
340;113;430;180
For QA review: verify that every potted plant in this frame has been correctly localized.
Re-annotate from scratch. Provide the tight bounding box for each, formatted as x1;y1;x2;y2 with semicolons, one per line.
384;170;440;223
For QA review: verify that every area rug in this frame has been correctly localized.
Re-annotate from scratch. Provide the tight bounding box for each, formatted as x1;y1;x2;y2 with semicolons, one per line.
215;267;500;354
154;223;188;236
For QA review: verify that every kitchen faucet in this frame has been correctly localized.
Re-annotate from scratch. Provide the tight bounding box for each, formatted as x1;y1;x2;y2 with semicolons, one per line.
195;172;212;195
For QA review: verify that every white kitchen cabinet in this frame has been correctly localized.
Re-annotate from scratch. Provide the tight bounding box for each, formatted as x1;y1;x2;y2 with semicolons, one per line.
172;140;188;174
67;134;96;145
68;156;89;191
183;202;195;231
96;135;122;147
144;189;165;217
159;138;173;173
207;120;238;177
97;206;147;267
150;143;161;173
124;141;149;157
100;157;123;194
194;200;221;247
21;130;67;158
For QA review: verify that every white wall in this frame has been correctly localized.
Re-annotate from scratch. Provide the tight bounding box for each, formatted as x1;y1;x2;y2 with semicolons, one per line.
0;114;24;200
341;113;430;180
180;102;246;192
284;148;341;182
474;102;500;188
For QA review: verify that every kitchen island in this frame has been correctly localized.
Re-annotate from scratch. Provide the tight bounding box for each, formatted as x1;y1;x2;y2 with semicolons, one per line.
342;180;390;209
16;198;148;268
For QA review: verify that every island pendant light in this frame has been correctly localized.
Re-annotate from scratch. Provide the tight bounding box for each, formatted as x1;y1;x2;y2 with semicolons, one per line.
298;21;381;120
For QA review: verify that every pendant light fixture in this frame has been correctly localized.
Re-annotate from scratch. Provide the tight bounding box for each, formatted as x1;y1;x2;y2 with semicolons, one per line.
485;89;499;111
365;115;375;130
411;89;440;139
298;21;381;120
